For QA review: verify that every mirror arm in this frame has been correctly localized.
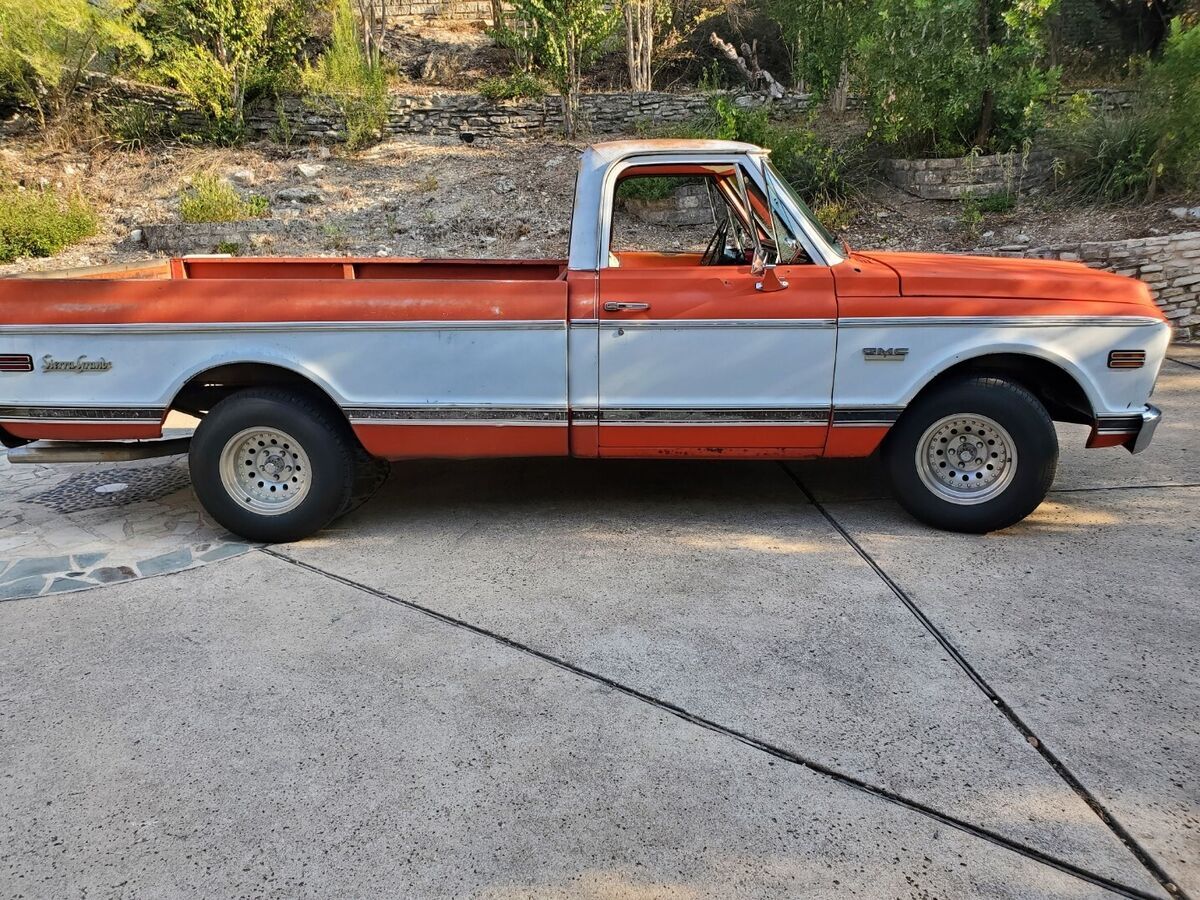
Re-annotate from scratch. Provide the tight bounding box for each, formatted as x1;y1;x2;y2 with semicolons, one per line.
755;266;789;292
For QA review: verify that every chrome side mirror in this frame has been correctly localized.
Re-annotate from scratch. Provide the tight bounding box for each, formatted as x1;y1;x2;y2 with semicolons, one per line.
751;247;788;292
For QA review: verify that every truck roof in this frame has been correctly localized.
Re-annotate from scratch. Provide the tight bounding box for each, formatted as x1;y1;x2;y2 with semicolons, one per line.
583;139;766;167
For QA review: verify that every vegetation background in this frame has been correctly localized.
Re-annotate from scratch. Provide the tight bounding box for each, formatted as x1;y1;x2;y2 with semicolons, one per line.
0;0;1196;263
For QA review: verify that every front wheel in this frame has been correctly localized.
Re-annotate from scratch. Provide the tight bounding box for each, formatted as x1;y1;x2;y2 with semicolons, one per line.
883;376;1058;533
190;388;357;543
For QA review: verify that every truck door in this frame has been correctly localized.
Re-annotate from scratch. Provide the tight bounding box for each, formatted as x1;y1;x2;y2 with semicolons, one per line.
595;160;836;457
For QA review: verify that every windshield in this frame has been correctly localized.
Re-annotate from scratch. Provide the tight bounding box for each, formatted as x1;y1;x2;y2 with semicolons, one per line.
765;160;844;264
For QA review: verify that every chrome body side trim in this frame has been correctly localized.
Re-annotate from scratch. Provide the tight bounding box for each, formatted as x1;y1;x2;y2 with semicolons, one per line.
0;405;164;422
0;320;567;336
346;406;568;426
837;316;1164;329
596;406;829;425
830;407;904;427
599;318;837;330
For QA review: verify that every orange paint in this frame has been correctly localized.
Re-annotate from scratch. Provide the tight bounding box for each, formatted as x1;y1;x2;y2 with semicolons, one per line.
353;423;567;460
2;422;163;441
824;425;892;458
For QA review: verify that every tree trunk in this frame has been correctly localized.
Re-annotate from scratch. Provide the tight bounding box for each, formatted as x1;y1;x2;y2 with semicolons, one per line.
563;36;579;137
972;0;993;149
491;0;504;30
709;33;784;99
624;0;653;92
829;59;850;114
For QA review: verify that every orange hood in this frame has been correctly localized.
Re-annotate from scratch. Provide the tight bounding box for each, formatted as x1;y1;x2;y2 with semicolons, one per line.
857;251;1156;309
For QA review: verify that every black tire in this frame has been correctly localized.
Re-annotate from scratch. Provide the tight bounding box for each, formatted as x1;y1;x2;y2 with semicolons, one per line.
189;388;357;543
883;376;1058;533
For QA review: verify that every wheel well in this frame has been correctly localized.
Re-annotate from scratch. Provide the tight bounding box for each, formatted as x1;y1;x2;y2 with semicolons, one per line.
170;363;348;425
917;354;1094;425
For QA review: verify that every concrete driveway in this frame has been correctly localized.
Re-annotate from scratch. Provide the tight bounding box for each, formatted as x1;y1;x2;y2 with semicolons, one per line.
2;350;1198;899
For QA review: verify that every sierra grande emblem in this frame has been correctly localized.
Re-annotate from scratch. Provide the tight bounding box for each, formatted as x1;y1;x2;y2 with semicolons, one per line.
41;354;113;373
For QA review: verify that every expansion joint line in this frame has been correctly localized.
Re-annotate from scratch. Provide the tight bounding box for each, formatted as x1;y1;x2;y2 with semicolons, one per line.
779;463;1187;900
1166;355;1200;372
263;546;1163;900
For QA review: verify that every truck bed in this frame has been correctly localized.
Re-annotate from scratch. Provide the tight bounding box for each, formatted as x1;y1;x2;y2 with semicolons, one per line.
0;256;570;326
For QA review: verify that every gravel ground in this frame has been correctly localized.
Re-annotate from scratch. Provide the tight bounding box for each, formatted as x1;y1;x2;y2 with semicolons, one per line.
0;131;1194;276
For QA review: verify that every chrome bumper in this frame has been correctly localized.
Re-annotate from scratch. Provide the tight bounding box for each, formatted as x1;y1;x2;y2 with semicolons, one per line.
1128;404;1162;454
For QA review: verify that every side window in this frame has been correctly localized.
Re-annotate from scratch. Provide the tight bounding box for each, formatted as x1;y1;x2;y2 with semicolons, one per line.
610;175;718;257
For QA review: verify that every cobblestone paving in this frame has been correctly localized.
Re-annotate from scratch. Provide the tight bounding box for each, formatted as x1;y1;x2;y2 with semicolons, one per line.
0;452;250;601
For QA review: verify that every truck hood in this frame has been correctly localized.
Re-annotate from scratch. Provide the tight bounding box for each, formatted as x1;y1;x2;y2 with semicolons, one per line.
856;251;1154;308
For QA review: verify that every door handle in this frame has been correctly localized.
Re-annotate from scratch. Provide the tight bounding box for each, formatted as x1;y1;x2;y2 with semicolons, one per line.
604;301;650;312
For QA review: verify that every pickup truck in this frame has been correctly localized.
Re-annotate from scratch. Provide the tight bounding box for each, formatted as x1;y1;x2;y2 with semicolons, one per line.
0;139;1169;542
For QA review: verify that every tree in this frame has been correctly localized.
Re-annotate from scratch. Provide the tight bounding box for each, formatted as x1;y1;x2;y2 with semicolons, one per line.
766;0;864;112
623;0;654;91
305;0;389;148
502;0;619;137
0;0;148;127
137;0;308;137
854;0;1059;154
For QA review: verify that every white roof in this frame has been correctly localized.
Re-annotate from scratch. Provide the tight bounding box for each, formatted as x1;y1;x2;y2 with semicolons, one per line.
583;139;766;166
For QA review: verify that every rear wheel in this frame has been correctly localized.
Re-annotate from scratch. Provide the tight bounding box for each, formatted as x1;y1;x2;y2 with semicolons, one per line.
883;376;1057;533
190;388;356;543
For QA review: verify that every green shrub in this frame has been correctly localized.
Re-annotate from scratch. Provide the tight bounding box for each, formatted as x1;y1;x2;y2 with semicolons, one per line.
616;176;694;202
855;0;1059;155
813;200;855;234
960;197;986;240
1051;20;1199;201
1053;110;1162;201
1147;18;1200;190
493;0;619;137
0;186;98;262
975;192;1017;213
101;101;170;150
687;97;868;205
0;0;148;129
304;0;390;149
478;71;546;102
179;174;269;223
135;0;308;140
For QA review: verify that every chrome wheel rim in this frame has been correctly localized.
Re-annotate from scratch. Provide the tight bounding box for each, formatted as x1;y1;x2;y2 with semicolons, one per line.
218;427;311;515
916;414;1017;506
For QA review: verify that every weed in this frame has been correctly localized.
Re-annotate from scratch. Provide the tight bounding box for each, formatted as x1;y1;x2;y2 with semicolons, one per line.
179;174;269;223
0;185;98;263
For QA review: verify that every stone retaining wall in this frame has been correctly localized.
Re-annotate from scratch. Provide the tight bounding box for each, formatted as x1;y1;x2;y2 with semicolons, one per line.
387;0;495;19
975;231;1200;341
881;150;1055;201
251;89;814;141
621;183;712;227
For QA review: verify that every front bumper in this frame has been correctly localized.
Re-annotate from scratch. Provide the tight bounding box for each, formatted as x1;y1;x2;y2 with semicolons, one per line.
1127;404;1162;454
1086;404;1163;453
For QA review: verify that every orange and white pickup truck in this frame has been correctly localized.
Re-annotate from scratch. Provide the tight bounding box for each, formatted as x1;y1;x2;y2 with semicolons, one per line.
0;140;1169;541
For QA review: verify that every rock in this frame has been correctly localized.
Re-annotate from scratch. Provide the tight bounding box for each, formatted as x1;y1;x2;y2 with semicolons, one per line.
296;162;325;178
545;155;566;169
494;176;517;194
275;186;323;204
316;146;332;160
1014;233;1032;243
129;228;144;244
228;168;256;187
1168;207;1200;220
